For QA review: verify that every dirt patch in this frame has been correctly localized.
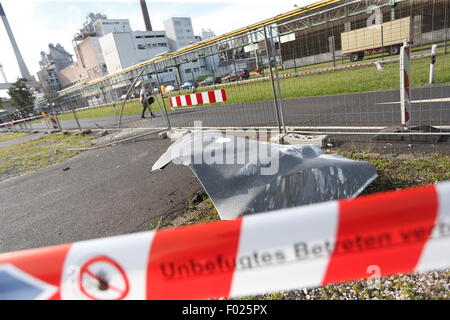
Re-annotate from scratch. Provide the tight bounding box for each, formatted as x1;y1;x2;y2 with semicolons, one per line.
148;191;219;230
326;134;450;155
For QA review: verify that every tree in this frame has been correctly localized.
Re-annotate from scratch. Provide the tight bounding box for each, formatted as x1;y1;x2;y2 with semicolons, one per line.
7;78;34;116
0;97;3;109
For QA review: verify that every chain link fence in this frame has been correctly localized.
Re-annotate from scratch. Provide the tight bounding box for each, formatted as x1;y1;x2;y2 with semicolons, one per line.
0;105;47;133
48;0;450;137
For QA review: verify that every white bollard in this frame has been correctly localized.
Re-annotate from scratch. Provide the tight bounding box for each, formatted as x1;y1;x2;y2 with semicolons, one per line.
429;44;437;84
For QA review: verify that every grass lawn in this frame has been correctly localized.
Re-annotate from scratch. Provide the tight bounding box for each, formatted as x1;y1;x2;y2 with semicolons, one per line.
0;132;28;143
270;41;448;76
56;53;450;122
0;133;92;182
205;52;450;102
55;99;155;121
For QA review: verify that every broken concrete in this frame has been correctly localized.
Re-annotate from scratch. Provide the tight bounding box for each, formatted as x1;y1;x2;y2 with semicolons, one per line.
270;133;328;147
158;131;168;139
167;129;191;142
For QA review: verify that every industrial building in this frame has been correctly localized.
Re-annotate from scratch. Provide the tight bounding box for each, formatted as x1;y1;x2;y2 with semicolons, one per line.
99;30;169;75
54;3;218;107
36;44;73;97
277;0;450;69
163;17;209;83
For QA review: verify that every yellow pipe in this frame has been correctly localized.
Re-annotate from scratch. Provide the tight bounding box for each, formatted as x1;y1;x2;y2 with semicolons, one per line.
60;0;340;94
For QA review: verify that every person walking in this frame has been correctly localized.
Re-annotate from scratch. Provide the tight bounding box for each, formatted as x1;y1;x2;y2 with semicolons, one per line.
140;83;156;118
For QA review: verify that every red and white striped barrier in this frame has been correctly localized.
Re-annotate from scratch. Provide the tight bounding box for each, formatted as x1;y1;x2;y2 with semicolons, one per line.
0;182;449;300
170;89;227;108
48;112;60;130
0;116;43;130
400;40;412;126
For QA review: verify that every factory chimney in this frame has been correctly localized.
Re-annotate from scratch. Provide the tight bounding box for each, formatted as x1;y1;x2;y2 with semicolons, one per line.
140;0;153;31
0;2;31;79
0;63;8;83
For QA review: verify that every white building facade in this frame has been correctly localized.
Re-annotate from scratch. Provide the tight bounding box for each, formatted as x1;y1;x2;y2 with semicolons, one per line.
99;30;170;75
163;17;209;83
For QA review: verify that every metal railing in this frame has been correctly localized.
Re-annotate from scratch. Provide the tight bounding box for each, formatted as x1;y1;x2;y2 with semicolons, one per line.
50;0;450;137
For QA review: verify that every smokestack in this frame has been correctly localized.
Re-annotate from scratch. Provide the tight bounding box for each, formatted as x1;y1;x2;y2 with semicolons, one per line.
140;0;153;31
0;63;8;83
0;2;31;80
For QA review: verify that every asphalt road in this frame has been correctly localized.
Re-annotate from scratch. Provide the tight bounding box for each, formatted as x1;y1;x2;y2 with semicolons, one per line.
0;135;202;253
30;86;450;131
0;131;47;149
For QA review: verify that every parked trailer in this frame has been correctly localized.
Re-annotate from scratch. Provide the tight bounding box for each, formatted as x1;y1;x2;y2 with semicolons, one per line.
341;17;412;62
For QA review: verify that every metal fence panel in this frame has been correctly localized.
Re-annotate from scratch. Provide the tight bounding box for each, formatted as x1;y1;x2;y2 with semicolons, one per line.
51;0;450;136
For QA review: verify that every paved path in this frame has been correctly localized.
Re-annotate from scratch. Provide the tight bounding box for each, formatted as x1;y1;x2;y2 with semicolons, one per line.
0;132;47;149
0;135;201;253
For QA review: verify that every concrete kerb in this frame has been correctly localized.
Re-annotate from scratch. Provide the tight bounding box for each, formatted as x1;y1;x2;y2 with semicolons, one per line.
66;128;168;152
93;127;168;145
270;133;328;147
159;127;329;147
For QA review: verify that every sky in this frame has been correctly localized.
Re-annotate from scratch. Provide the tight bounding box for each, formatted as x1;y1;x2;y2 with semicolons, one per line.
0;0;319;97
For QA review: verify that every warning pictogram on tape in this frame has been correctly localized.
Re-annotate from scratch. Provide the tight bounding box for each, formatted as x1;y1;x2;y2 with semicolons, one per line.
78;256;130;300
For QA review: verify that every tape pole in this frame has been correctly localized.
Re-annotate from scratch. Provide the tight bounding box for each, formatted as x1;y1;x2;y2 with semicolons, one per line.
0;182;449;300
400;40;412;126
49;112;60;130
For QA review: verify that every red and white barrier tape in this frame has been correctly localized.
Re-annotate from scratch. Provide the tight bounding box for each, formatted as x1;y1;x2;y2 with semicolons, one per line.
0;182;449;300
170;89;227;108
0;116;43;129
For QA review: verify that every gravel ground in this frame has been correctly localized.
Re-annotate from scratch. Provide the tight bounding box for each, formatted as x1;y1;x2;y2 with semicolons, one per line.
259;270;450;300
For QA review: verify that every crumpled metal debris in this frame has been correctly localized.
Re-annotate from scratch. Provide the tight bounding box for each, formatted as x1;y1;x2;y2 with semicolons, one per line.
152;131;378;220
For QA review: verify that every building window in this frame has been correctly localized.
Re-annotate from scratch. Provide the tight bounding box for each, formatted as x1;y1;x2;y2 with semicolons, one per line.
137;44;146;50
185;69;191;74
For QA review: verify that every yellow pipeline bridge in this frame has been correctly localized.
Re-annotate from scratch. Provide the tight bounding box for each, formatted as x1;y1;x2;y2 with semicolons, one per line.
57;0;340;97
